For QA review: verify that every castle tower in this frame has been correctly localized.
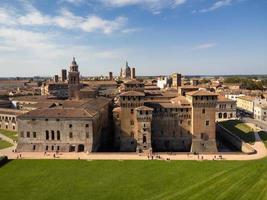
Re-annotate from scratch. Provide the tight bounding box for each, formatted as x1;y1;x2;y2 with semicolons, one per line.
135;106;153;153
172;73;182;89
109;72;113;80
61;69;67;82
131;67;136;79
68;57;80;100
187;90;218;153
119;91;145;151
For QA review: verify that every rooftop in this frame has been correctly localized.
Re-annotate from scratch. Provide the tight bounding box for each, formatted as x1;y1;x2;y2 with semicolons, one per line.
237;96;255;101
135;106;153;111
186;90;218;97
120;91;145;97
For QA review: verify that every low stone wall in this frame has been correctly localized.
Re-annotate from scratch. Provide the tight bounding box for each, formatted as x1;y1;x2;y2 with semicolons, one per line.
217;124;256;154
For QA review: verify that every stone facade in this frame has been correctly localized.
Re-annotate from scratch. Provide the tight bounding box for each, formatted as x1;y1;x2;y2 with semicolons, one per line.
17;98;111;152
113;80;218;153
0;108;26;131
236;96;255;114
172;73;182;88
216;95;236;121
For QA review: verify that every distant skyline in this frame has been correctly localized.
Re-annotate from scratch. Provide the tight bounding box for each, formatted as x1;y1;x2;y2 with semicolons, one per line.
0;0;266;77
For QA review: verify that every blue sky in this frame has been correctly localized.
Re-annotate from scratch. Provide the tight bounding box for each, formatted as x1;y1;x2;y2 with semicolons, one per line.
0;0;266;77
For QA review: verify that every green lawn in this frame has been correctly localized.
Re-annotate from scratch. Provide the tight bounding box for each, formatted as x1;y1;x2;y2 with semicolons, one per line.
219;120;255;144
0;140;13;150
0;129;18;141
1;159;267;200
258;131;267;148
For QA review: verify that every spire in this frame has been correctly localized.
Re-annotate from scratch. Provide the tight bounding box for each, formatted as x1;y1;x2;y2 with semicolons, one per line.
126;60;129;68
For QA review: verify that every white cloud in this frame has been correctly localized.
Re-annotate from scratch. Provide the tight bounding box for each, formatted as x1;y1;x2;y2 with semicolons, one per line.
60;0;84;5
191;43;217;50
121;28;141;34
0;27;127;76
0;4;126;34
101;0;187;13
200;0;233;13
80;15;127;34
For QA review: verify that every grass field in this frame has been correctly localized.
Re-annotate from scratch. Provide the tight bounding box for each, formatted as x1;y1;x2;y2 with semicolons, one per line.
0;140;13;150
259;131;267;147
0;129;18;141
1;159;267;200
219;120;255;144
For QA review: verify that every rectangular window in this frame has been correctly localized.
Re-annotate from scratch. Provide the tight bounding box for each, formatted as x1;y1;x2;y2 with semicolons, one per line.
188;120;191;126
33;145;36;151
85;124;89;128
130;120;134;125
202;109;205;114
46;146;48;151
86;132;90;138
33;132;36;138
27;132;30;138
206;121;210;126
69;124;72;128
130;109;134;114
56;119;60;121
20;131;24;138
69;132;73;138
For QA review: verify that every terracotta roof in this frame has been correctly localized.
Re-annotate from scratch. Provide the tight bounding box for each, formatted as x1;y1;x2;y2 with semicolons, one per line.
186;90;218;96
237;96;255;101
170;96;191;106
18;108;93;119
179;85;199;89
135;106;153;111
124;80;143;85
0;108;26;115
120;91;145;97
159;102;191;108
11;95;59;102
18;97;111;119
217;95;235;102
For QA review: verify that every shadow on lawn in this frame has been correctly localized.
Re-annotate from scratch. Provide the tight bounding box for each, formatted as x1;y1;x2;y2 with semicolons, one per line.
219;120;255;144
0;156;13;168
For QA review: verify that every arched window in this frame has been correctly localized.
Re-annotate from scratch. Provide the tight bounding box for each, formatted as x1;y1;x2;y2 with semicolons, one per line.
46;130;49;140
143;135;147;143
57;131;60;140
223;113;227;119
218;113;222;119
51;131;55;140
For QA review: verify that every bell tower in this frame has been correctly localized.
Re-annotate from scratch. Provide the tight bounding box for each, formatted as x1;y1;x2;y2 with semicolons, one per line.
68;57;80;99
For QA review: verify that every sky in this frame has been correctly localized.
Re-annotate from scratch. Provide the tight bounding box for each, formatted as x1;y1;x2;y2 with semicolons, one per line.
0;0;266;77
